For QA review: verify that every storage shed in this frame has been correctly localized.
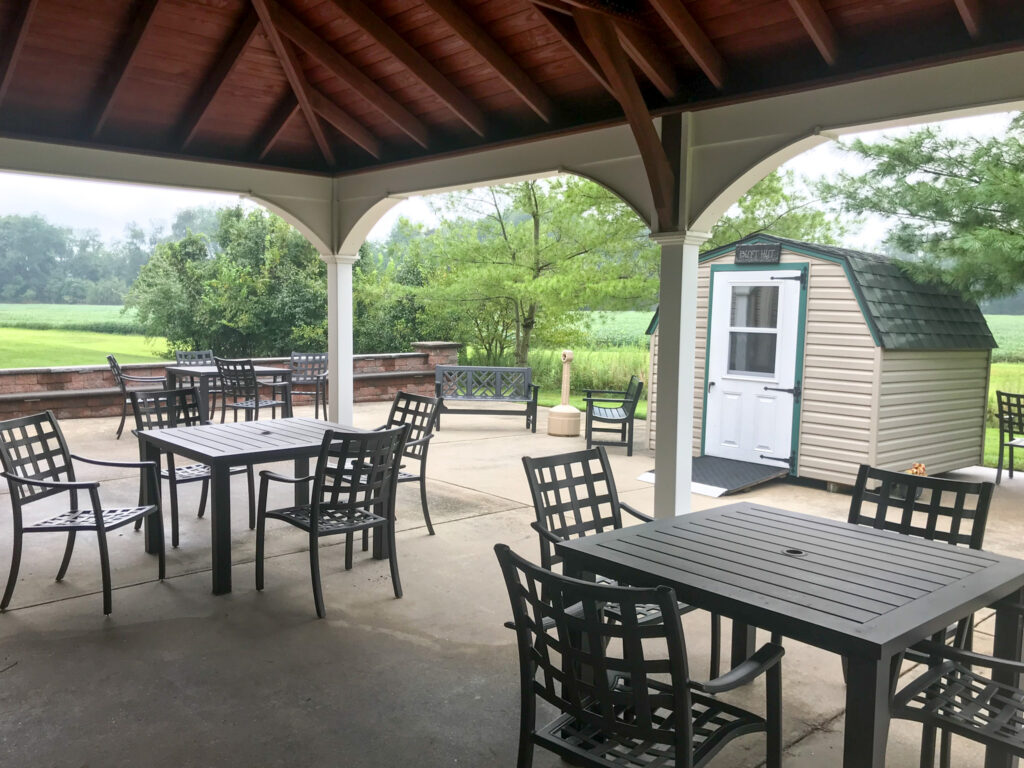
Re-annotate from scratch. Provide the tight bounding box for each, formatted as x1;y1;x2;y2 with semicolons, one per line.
648;234;996;487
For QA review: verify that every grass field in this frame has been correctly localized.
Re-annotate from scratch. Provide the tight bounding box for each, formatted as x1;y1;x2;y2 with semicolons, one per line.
0;327;166;368
0;303;143;334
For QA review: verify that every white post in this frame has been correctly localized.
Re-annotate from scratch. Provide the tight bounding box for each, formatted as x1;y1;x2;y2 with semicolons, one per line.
650;231;708;518
322;252;359;424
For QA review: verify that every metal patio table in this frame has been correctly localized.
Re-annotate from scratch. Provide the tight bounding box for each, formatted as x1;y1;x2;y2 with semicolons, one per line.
556;501;1024;768
137;417;363;595
164;364;293;422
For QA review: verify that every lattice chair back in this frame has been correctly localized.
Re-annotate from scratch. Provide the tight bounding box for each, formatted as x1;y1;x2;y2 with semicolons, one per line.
215;357;259;403
130;388;205;432
523;447;624;570
174;349;215;367
998;391;1024;440
849;464;993;550
291;351;328;384
313;425;409;526
384;391;440;461
495;544;692;760
0;411;76;506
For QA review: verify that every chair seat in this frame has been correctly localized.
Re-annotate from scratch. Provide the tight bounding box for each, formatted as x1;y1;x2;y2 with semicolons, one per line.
592;406;627;421
594;575;695;625
225;398;287;410
894;660;1024;754
1008;437;1024;448
23;505;157;532
396;469;421;482
536;678;766;767
265;504;386;535
161;463;248;482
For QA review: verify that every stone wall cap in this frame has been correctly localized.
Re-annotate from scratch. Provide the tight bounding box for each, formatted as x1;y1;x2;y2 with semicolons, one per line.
411;341;463;349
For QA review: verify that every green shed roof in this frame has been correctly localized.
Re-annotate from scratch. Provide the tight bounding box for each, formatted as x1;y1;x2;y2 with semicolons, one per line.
699;234;996;351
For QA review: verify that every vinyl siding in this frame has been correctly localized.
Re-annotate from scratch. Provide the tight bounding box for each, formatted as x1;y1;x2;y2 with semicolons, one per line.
694;251;875;485
648;327;658;449
874;349;989;473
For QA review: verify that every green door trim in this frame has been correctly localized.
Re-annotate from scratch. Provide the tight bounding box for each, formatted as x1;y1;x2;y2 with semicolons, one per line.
701;262;809;476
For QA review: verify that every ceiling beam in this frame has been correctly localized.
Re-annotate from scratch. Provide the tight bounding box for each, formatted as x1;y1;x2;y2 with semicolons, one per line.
266;0;429;147
614;20;679;99
324;0;486;136
954;0;983;38
255;94;299;160
308;87;381;158
646;0;726;89
88;0;161;138
252;0;335;166
421;0;553;122
178;9;260;150
574;8;675;228
787;0;838;65
532;4;613;96
0;0;39;108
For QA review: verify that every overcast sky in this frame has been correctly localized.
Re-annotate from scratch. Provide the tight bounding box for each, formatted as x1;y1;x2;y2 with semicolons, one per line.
0;110;1013;249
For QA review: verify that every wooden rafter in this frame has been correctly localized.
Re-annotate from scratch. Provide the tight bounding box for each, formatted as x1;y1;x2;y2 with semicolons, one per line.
614;20;679;99
324;0;486;136
0;0;39;107
573;8;675;228
532;4;613;95
179;9;260;150
954;0;983;38
421;0;553;122
646;0;726;89
787;0;838;65
308;86;381;159
252;0;335;166
266;0;428;148
255;94;299;160
88;0;161;138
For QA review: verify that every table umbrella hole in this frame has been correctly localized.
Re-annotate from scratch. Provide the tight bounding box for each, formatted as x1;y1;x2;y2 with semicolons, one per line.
783;548;806;557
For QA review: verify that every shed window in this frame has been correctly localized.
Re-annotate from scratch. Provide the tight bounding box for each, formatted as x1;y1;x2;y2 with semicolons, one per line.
727;285;779;376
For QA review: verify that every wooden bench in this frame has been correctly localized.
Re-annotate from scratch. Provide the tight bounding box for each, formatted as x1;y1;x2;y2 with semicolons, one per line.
434;365;539;433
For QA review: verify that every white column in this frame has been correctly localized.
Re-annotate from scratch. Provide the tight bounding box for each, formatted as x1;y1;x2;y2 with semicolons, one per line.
322;252;359;424
650;230;708;518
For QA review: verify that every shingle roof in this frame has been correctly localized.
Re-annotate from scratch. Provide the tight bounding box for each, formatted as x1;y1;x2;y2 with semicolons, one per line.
701;234;997;351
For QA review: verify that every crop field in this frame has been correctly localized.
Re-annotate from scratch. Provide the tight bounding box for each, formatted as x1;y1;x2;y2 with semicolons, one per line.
0;303;144;334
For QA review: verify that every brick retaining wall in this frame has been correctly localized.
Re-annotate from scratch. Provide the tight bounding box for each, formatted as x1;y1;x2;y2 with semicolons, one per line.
0;341;461;420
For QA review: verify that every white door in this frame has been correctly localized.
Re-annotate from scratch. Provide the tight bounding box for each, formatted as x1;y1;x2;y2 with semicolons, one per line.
704;269;802;468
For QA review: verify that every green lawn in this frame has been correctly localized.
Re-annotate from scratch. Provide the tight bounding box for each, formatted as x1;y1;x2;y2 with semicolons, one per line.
0;303;142;333
0;327;166;368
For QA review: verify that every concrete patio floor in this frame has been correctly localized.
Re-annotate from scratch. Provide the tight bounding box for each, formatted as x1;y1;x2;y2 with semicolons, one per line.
0;402;1020;767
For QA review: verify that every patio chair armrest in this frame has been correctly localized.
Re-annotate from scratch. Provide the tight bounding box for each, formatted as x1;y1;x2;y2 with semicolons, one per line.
583;388;627;397
258;470;314;485
909;639;1024;674
406;433;434;449
621;502;653;523
120;373;165;383
0;472;99;491
692;643;785;694
530;520;564;546
71;455;160;489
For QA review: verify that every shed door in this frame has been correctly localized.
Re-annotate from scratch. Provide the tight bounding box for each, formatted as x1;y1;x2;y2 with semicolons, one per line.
704;269;802;468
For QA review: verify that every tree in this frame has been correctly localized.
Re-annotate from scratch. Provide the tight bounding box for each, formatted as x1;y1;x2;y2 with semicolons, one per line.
818;113;1024;299
417;177;659;365
703;169;850;252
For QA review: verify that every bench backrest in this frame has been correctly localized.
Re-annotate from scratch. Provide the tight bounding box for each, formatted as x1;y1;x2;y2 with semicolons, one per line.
624;375;644;412
435;365;532;400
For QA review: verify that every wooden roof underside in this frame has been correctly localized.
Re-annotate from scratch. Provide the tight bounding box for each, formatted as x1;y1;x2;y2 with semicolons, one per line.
0;0;1021;178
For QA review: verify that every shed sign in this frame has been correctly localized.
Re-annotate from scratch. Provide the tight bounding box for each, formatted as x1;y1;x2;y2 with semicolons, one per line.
735;244;782;264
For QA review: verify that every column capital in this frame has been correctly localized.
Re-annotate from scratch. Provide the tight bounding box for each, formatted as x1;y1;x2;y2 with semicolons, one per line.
649;230;710;248
320;252;360;266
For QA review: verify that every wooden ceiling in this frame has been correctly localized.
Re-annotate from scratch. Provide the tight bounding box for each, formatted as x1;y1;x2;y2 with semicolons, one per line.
0;0;1021;177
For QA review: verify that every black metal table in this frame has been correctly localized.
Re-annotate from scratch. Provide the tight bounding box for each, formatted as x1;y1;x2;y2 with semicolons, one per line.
164;364;293;422
137;418;359;595
556;502;1024;768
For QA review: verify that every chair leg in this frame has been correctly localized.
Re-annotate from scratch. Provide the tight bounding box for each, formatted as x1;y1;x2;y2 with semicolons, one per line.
997;441;1005;484
96;527;112;615
1010;445;1016;480
516;690;535;768
1;528;23;610
56;530;77;581
362;528;369;552
116;398;128;439
938;728;952;768
419;474;435;535
345;532;353;570
919;723;937;768
626;419;634;457
387;521;402;599
765;663;783;768
154;510;166;580
309;536;326;618
255;506;267;591
247;467;256;530
168;462;180;549
197;478;209;519
709;612;721;679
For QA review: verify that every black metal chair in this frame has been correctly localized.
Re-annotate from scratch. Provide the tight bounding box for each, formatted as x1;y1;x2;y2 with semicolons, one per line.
584;374;644;456
215;356;288;422
174;349;222;418
129;388;256;547
107;353;164;439
0;411;165;615
893;610;1024;768
995;390;1024;484
377;391;441;535
495;543;784;768
523;447;722;678
255;425;409;618
289;352;328;419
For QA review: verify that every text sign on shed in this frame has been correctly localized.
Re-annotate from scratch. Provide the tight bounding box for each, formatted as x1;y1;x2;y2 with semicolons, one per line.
735;243;782;264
